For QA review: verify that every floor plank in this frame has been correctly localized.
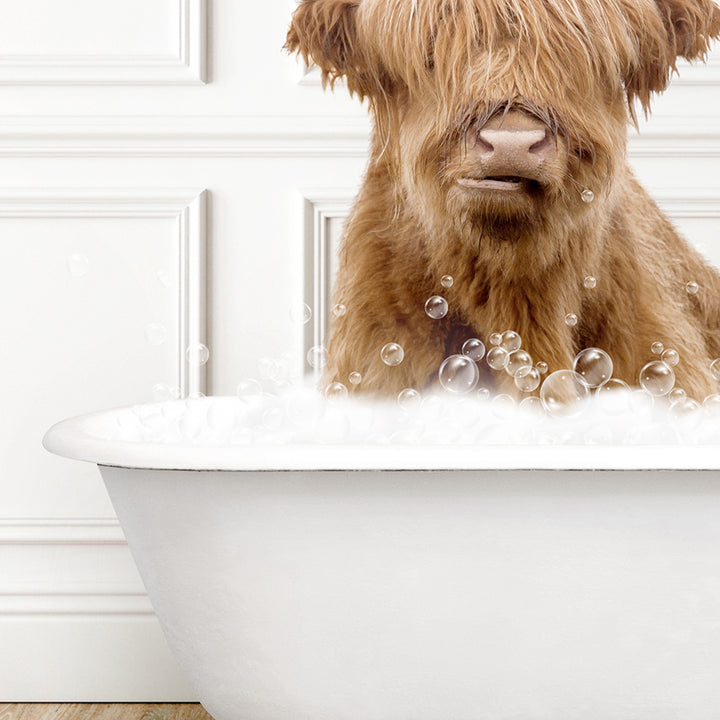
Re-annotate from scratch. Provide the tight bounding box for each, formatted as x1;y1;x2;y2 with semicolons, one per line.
0;705;214;720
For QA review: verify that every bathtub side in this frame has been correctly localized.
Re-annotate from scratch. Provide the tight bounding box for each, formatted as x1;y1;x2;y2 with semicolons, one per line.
101;465;720;720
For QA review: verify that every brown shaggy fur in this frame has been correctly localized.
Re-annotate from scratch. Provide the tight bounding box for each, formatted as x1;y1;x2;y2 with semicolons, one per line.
286;0;720;400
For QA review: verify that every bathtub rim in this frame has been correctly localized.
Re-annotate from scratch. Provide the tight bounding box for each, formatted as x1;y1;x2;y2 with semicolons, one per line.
42;402;720;472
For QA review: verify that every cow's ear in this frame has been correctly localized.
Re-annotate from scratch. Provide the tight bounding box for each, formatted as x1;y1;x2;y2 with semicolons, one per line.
285;0;382;99
624;0;720;115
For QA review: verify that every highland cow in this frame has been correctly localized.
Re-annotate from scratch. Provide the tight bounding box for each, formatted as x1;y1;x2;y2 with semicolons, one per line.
286;0;720;401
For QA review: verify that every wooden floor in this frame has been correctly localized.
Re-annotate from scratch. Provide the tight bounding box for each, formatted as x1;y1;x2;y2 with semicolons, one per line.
0;706;214;720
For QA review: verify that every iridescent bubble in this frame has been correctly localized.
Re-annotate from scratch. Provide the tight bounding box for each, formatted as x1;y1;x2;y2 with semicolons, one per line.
144;322;167;346
583;275;597;289
573;347;613;389
290;303;312;325
332;303;347;318
711;358;720;381
324;382;348;402
540;370;590;417
651;342;664;355
595;378;630;414
237;378;263;399
639;360;675;397
535;361;549;375
348;371;362;385
186;343;210;366
462;338;486;362
491;394;516;419
307;345;329;369
506;349;533;377
425;295;448;319
486;346;509;370
398;388;422;410
581;189;594;203
500;331;522;352
441;275;454;288
703;393;720;415
515;366;541;393
381;343;404;366
662;349;679;367
668;388;687;405
565;313;578;327
67;253;89;277
438;354;479;394
489;333;502;346
519;396;544;414
686;281;699;295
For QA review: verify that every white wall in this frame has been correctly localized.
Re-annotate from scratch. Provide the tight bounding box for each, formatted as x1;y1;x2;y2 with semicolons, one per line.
0;0;718;701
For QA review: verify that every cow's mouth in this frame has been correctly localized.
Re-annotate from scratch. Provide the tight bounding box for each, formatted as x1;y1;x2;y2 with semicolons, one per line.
457;176;525;191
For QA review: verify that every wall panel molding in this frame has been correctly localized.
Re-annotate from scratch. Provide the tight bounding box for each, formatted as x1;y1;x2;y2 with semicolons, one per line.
0;0;207;85
0;188;208;397
0;517;123;545
0;114;718;157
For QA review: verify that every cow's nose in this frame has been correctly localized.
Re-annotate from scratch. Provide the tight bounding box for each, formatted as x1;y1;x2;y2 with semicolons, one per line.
472;110;556;175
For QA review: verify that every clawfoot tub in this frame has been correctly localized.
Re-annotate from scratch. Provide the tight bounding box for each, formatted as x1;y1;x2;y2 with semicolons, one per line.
44;398;720;720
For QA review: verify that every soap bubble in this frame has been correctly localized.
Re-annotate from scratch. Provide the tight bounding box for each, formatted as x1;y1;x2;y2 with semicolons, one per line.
324;382;348;402
398;388;422;410
595;378;630;414
573;347;613;389
489;333;502;346
486;346;509;370
711;359;720;381
290;303;312;325
685;281;699;295
540;370;590;417
348;371;362;385
307;345;329;369
519;396;544;414
704;393;720;415
441;275;454;288
67;253;89;277
639;361;675;397
500;331;522;352
668;397;703;430
506;350;533;377
151;383;173;402
462;338;486;362
651;342;664;355
236;378;263;399
144;322;167;346
535;361;549;375
581;189;594;203
583;275;597;289
491;394;516;419
515;366;541;393
438;354;479;394
476;387;490;402
662;349;679;367
186;343;210;366
332;303;347;318
425;295;448;319
565;313;578;327
668;388;687;406
381;343;404;366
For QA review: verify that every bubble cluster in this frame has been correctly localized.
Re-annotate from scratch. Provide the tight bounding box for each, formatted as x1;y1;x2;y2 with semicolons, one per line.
425;295;449;319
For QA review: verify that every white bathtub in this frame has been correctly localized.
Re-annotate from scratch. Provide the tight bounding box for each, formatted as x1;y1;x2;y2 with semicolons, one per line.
43;399;720;720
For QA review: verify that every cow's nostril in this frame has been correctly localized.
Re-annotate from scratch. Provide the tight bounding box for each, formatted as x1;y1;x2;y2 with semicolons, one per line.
529;130;554;157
